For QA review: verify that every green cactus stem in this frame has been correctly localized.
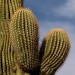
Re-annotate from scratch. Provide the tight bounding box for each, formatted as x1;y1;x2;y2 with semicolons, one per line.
40;28;70;75
0;0;23;20
9;8;39;73
0;19;16;75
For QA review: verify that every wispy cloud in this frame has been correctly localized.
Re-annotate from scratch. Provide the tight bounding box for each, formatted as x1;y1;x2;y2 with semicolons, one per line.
25;0;57;20
55;0;75;18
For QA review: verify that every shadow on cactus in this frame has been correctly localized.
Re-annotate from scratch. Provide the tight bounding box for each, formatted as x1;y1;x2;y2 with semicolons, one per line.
39;28;70;75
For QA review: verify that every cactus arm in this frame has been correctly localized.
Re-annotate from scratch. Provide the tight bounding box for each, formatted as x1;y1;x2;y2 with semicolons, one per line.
40;29;70;75
9;8;39;72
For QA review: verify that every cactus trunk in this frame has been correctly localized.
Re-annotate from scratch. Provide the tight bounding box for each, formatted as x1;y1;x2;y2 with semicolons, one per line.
0;20;16;75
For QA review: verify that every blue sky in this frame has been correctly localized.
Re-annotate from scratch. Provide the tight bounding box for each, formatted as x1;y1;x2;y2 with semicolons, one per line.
24;0;75;75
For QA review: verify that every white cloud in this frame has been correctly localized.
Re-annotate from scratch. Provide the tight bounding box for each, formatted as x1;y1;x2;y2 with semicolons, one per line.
55;0;75;18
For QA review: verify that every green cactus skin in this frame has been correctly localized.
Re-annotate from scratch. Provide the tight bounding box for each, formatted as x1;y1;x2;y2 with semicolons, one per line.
0;19;16;75
9;8;39;72
0;0;23;20
40;28;70;75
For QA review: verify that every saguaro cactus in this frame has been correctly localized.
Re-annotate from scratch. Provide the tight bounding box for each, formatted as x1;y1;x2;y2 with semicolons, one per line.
0;19;16;75
0;0;71;75
9;8;39;73
0;0;23;20
40;29;70;75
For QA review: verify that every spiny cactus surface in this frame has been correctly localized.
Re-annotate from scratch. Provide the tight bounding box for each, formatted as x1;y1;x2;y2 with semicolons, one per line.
40;28;70;75
0;20;16;75
0;0;23;20
9;8;39;72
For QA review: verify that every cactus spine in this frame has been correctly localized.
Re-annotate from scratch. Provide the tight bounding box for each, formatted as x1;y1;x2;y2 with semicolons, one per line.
9;8;39;72
0;0;23;20
0;20;16;75
40;29;70;75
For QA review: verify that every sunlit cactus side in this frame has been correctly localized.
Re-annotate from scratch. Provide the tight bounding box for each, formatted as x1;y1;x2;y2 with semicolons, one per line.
0;20;16;75
9;8;39;73
0;0;23;20
39;28;70;75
